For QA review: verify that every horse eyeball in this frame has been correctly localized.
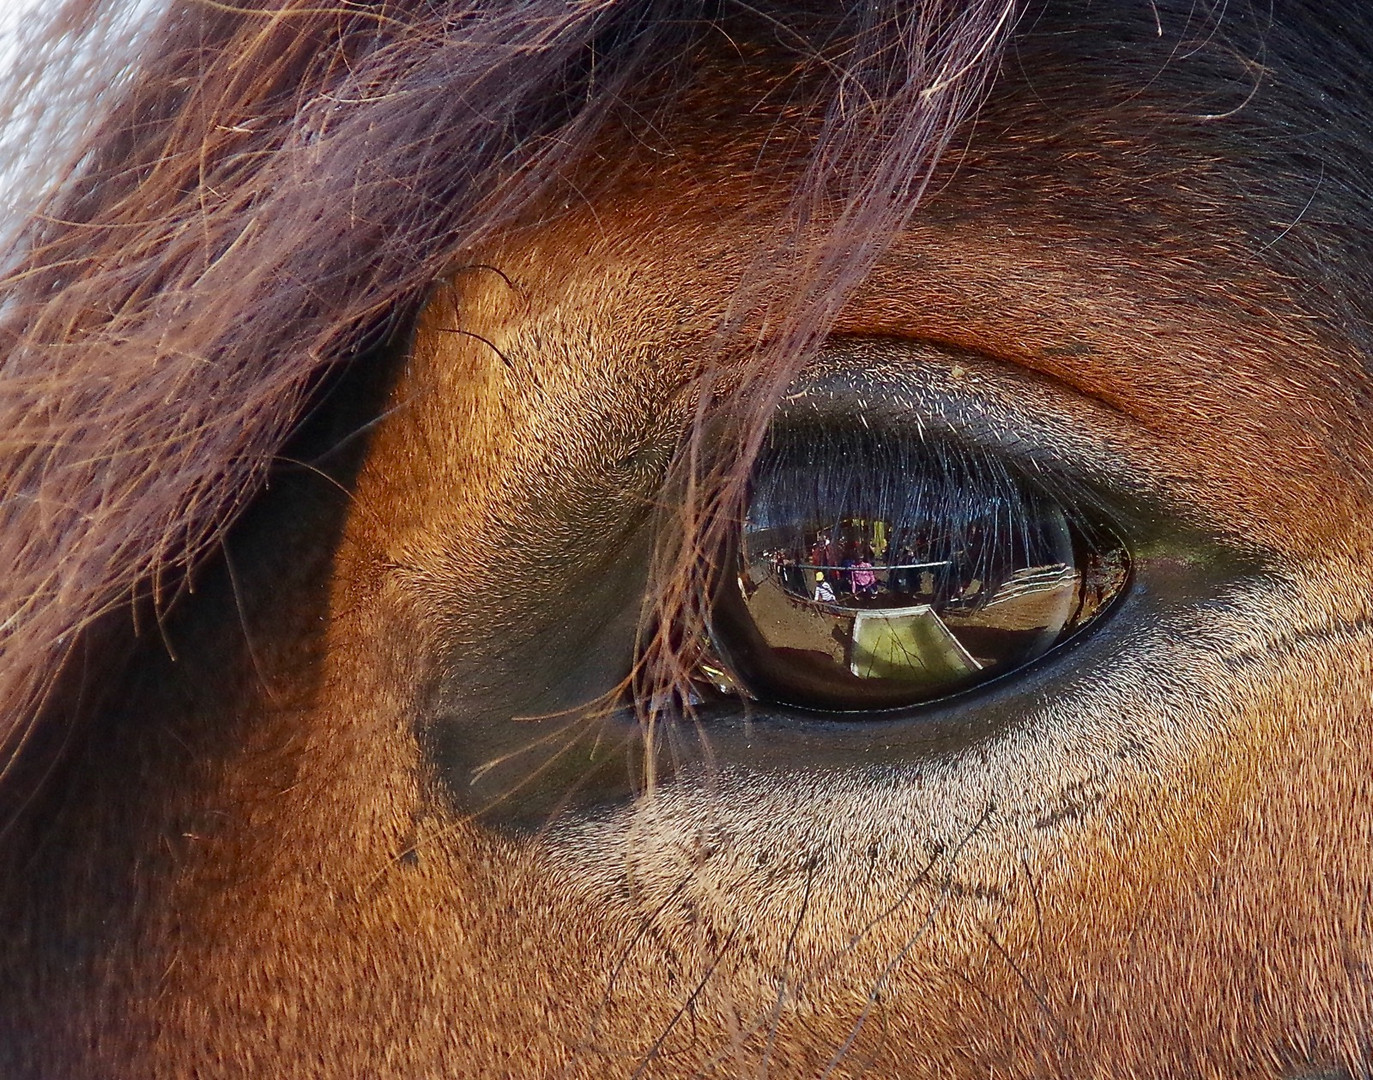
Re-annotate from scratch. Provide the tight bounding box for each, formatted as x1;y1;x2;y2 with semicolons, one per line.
705;426;1131;713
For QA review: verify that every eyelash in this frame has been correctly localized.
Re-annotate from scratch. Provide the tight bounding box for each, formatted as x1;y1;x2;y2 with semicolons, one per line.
748;426;1077;553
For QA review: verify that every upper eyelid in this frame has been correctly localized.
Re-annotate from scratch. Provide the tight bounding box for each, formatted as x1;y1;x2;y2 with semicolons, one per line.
780;336;1210;532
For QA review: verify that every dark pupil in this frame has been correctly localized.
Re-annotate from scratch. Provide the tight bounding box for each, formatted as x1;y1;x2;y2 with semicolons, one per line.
710;428;1130;711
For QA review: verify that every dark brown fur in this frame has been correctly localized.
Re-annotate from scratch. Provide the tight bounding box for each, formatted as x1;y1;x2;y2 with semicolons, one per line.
1;0;1371;1076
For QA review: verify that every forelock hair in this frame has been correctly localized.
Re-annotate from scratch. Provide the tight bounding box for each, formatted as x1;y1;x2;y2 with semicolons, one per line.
0;0;1017;801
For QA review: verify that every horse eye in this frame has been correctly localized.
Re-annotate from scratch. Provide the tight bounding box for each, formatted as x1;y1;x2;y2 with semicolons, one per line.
704;425;1131;712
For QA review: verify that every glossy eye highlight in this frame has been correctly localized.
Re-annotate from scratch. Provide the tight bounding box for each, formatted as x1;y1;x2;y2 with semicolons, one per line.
706;425;1131;712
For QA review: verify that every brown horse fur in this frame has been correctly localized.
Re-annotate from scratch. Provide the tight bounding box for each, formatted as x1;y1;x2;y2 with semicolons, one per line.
2;0;1373;1076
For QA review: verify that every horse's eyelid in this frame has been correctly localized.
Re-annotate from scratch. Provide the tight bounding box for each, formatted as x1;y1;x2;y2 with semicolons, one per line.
767;377;1147;525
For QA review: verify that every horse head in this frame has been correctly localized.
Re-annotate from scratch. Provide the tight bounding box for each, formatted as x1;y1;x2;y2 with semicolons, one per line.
0;1;1369;1076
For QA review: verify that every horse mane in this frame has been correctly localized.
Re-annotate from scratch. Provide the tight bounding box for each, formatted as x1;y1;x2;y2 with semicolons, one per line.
0;0;1016;797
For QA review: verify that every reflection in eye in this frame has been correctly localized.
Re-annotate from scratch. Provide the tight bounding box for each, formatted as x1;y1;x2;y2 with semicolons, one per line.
704;426;1131;712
